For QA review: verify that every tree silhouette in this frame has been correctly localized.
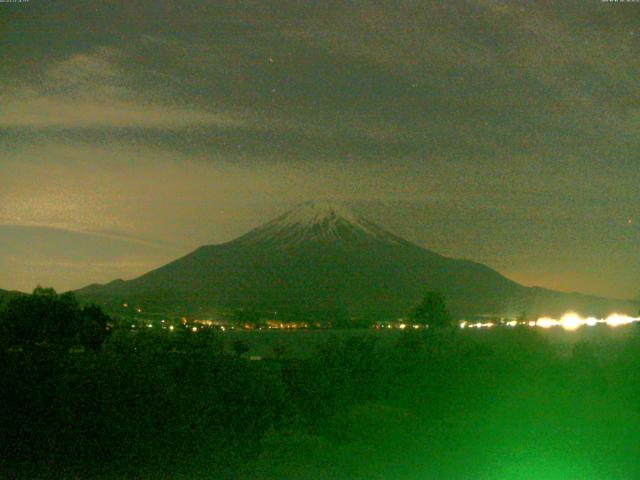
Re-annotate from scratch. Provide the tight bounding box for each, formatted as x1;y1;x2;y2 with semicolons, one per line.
272;344;287;360
0;287;111;350
78;304;111;351
232;339;250;357
409;291;453;328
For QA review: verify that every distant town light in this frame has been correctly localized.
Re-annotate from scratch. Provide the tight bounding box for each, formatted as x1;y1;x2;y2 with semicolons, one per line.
606;313;637;327
559;312;582;331
467;322;494;329
586;317;599;327
536;317;558;329
529;312;640;330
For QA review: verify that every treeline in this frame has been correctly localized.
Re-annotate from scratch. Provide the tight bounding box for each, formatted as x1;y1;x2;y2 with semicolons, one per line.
0;287;110;351
93;290;454;330
0;310;516;479
3;293;640;478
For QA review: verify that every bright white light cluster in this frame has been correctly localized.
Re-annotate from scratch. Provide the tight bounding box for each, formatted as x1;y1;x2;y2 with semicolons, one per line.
460;321;494;329
537;312;640;330
460;312;640;331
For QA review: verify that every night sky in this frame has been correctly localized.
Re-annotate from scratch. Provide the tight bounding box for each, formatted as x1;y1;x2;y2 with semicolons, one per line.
1;0;639;299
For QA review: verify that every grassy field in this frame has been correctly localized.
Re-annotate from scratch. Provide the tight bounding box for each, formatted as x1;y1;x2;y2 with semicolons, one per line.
2;325;640;479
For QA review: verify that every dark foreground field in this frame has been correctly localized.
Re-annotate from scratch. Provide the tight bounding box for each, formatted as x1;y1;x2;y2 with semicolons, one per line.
3;327;640;479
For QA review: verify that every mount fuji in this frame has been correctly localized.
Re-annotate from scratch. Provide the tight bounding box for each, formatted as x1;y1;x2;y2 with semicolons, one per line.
76;201;637;322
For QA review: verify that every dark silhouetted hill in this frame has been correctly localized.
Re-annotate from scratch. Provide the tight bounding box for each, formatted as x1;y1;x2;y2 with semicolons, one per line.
75;201;638;321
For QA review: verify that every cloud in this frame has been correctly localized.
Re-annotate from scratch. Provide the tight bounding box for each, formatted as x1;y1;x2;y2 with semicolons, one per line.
0;96;245;129
1;45;247;130
0;224;182;292
45;48;124;97
0;141;359;246
1;0;639;299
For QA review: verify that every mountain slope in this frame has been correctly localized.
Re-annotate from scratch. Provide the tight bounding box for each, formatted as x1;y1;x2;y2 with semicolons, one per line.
76;201;638;321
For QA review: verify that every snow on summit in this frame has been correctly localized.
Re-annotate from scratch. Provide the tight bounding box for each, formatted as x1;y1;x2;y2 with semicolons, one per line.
273;201;368;230
235;201;403;247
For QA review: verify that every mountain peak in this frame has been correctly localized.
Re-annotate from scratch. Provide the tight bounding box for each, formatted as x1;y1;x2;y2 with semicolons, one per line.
76;202;639;320
234;200;403;247
274;201;364;229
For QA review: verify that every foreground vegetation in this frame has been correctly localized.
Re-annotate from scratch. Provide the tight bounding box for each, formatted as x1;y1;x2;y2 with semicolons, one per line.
3;318;640;479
